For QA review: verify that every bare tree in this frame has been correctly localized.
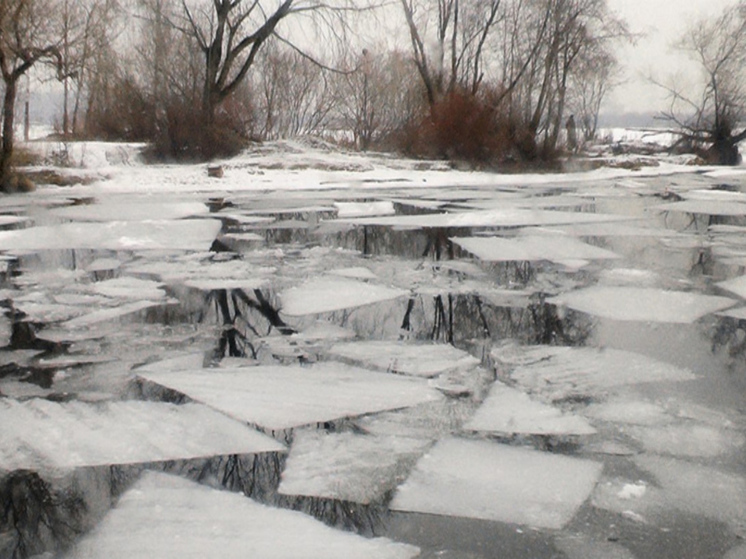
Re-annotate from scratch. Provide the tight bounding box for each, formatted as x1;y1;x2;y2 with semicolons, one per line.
175;0;367;132
659;0;746;164
399;0;503;105
0;0;62;191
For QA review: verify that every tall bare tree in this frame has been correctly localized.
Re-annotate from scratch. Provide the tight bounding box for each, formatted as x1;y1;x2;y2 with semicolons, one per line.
0;0;62;191
399;0;503;105
659;0;746;164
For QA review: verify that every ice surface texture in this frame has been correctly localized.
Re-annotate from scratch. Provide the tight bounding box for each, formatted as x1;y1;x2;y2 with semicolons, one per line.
66;471;419;559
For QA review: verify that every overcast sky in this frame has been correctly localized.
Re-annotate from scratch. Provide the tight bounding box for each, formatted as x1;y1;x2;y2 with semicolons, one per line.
604;0;737;116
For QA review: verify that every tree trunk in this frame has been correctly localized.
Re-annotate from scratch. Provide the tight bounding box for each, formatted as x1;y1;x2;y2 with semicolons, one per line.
0;77;18;191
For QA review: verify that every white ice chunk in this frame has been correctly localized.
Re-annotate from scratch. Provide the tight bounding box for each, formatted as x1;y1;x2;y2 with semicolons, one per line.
549;286;735;323
85;258;122;273
327;341;479;378
61;300;175;329
334;201;396;217
328;267;379;280
333;208;630;229
465;381;596;436
0;219;222;252
452;235;619;263
50;201;209;222
138;362;443;431
92;277;167;300
0;399;283;473
493;345;696;401
278;430;430;504
584;400;671;426
390;438;603;529
653;199;746;216
65;471;419;559
280;278;408;316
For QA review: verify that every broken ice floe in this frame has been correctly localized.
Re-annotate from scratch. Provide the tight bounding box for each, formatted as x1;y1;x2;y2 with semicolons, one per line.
50;200;209;222
138;362;443;431
61;300;177;329
327;341;479;378
91;277;167;300
492;345;695;401
464;381;596;436
334;201;396;218
280;278;409;316
549;286;735;323
0;219;222;252
451;235;619;264
0;399;283;473
65;471;419;559
278;429;430;504
332;208;630;229
390;438;602;529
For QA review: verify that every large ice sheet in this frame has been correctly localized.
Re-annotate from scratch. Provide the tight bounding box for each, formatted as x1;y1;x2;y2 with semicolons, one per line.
628;423;744;457
0;399;283;472
390;438;603;529
327;340;479;378
138;362;443;431
50;201;209;221
332;208;631;228
280;278;408;316
452;235;619;263
465;381;596;436
278;430;429;504
493;345;696;401
0;219;222;252
66;471;419;559
549;286;735;323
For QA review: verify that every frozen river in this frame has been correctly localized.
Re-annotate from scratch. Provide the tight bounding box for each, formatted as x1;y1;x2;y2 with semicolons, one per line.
0;143;745;558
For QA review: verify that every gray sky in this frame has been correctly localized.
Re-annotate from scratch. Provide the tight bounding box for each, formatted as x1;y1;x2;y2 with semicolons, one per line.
605;0;737;115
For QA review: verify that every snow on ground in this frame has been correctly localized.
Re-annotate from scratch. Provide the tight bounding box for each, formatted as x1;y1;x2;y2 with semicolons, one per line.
65;471;420;559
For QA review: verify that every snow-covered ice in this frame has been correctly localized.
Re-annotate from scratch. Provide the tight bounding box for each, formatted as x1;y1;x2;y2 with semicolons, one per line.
280;277;409;316
390;438;603;529
452;235;619;264
65;471;419;559
327;340;480;378
549;286;735;323
465;381;596;436
138;362;443;431
492;345;696;401
278;429;429;504
0;399;283;472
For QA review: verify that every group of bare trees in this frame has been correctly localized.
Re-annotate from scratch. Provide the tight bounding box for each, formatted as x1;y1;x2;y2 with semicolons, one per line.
3;0;746;191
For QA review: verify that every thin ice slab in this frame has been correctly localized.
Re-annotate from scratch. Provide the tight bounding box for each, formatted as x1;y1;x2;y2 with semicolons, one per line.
50;201;209;222
452;235;618;263
465;381;596;436
327;341;479;378
0;399;283;472
716;275;746;299
138;362;443;431
549;286;735;323
390;438;602;529
280;278;408;316
0;219;222;252
65;471;419;559
333;208;630;229
493;345;695;401
278;430;429;504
